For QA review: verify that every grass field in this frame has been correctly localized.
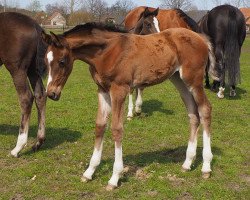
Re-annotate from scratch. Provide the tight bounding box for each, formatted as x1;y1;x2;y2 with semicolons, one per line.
0;36;249;199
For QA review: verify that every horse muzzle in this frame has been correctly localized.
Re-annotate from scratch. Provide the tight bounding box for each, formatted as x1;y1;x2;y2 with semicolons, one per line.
47;88;61;101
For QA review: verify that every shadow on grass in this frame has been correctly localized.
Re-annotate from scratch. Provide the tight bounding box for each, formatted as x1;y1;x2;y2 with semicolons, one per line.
137;99;174;117
0;124;82;152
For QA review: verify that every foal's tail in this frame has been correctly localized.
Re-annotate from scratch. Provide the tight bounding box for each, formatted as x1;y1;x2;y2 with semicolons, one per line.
202;35;220;81
224;9;241;85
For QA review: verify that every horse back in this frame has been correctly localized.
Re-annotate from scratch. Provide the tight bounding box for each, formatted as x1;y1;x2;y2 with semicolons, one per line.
0;12;47;76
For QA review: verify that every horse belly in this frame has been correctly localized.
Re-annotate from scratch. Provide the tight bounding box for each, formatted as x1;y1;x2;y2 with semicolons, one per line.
133;57;178;87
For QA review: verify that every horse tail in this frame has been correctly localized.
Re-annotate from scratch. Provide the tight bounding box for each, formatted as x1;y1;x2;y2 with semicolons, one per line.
36;26;48;78
201;34;220;81
224;9;241;85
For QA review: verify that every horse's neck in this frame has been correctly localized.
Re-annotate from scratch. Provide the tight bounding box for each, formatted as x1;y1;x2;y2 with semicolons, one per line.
69;30;123;66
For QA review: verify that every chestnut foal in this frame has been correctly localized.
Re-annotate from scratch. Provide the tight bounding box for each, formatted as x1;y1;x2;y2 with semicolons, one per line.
124;6;199;119
42;23;218;190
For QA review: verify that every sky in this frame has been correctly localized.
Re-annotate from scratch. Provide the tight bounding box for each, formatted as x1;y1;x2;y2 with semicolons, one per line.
11;0;233;11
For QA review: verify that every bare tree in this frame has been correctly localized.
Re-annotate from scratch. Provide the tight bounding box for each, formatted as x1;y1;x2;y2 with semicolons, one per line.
160;0;194;11
45;3;67;16
212;0;223;6
27;0;42;12
83;0;108;21
62;0;82;14
230;0;250;7
109;0;136;23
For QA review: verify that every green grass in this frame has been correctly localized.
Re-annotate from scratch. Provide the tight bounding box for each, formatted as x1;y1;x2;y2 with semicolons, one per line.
0;37;250;200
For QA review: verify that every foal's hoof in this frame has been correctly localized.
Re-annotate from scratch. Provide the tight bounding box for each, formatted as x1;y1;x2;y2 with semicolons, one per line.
202;172;211;179
181;167;190;173
10;151;19;158
106;184;117;191
127;116;133;121
81;176;91;183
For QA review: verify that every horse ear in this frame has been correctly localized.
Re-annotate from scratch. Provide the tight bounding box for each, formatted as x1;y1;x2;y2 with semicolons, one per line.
50;31;63;47
153;7;159;16
41;30;52;45
143;7;151;17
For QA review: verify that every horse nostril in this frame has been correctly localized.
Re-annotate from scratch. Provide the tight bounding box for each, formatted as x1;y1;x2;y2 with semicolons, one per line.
51;92;56;99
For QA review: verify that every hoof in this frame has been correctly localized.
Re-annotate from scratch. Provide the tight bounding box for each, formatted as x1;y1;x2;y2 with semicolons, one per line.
202;172;211;179
135;111;141;116
81;176;91;183
127;116;133;121
106;184;117;191
181;167;190;172
229;90;236;97
10;151;19;158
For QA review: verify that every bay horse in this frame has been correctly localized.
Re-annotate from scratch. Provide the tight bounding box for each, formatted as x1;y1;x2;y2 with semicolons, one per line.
124;6;199;119
42;23;219;190
198;4;246;98
0;12;47;157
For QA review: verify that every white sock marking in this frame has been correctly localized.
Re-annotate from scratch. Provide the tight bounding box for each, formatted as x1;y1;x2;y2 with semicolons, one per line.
11;133;28;157
182;139;197;170
135;89;142;113
83;141;104;180
202;131;213;173
108;142;124;187
217;87;225;99
153;17;160;33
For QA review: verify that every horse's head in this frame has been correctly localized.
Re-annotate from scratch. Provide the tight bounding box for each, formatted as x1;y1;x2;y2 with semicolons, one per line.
42;31;73;101
134;7;160;35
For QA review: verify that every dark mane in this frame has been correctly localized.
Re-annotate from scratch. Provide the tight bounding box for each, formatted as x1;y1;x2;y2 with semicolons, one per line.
64;22;128;36
175;9;199;32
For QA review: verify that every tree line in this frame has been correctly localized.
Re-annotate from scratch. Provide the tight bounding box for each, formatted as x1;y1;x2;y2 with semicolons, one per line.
0;0;249;25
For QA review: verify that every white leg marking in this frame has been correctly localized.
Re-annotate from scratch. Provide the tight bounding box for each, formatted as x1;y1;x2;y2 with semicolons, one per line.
182;139;197;170
108;142;124;187
46;51;54;91
217;87;225;99
11;133;28;157
153;17;160;33
127;93;134;119
202;131;213;173
83;141;104;180
135;89;142;114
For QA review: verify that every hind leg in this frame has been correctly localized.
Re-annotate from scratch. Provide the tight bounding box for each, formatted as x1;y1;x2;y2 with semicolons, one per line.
135;88;143;115
28;72;47;151
191;87;213;178
170;73;200;171
10;71;34;157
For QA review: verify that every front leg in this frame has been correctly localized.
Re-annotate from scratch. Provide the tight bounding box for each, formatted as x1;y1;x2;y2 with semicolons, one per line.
107;84;128;190
82;89;111;181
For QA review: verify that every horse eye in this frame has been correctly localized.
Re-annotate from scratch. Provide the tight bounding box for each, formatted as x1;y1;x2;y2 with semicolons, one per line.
59;59;65;67
146;23;151;28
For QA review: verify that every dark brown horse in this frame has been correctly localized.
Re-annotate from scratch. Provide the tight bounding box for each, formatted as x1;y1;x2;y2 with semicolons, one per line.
198;5;246;98
125;6;199;119
0;12;47;157
42;23;219;190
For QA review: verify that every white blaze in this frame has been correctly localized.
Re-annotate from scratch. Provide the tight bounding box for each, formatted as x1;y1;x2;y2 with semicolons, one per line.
46;51;54;90
153;17;160;33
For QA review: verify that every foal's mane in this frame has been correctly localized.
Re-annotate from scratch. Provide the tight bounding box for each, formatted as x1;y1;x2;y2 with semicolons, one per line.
64;22;128;36
175;9;199;32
